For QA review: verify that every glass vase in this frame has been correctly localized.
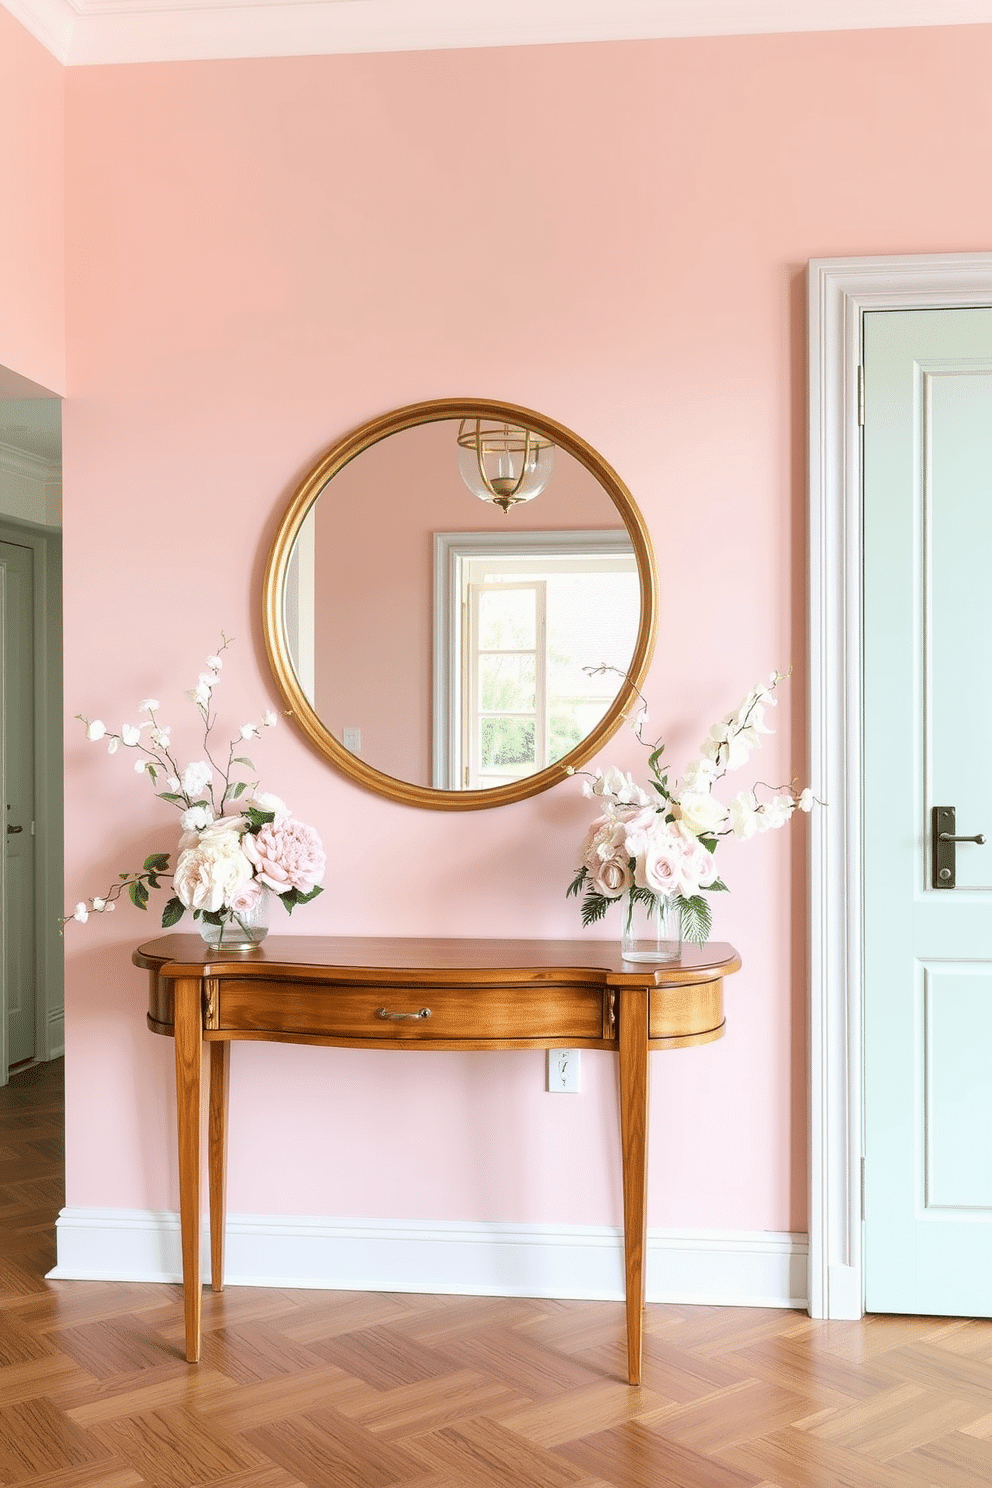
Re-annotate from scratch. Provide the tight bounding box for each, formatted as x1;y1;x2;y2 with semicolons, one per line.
198;889;270;950
620;892;682;963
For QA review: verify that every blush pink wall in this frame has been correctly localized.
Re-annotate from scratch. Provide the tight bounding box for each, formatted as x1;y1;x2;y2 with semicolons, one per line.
60;25;992;1241
0;7;64;393
312;417;622;783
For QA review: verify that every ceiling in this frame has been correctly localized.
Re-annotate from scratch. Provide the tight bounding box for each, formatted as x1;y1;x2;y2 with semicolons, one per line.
4;0;992;68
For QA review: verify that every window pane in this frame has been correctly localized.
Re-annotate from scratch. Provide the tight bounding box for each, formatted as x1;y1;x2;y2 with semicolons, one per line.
480;717;536;769
479;653;536;712
478;587;536;650
546;571;640;761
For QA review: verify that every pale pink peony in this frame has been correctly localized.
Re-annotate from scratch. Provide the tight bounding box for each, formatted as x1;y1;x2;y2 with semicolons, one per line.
242;817;325;895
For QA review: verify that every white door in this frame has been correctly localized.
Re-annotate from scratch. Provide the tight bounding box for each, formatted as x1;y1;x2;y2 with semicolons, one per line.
863;306;992;1315
0;539;37;1072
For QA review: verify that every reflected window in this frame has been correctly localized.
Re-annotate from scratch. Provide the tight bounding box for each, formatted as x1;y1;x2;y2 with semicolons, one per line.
434;530;639;790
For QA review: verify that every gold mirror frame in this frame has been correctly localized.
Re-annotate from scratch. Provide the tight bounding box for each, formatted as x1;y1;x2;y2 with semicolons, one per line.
262;398;657;810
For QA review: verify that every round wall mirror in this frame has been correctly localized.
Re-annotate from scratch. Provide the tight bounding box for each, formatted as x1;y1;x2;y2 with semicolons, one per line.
262;399;657;809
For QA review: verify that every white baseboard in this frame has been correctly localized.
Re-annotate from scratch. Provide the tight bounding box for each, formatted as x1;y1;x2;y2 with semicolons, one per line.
50;1208;808;1310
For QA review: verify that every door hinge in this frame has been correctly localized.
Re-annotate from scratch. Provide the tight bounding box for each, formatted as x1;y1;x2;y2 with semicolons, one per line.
857;364;865;427
860;1156;866;1220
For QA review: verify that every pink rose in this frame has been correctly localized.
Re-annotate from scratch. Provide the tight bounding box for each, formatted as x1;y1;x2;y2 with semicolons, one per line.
229;878;266;914
242;817;326;895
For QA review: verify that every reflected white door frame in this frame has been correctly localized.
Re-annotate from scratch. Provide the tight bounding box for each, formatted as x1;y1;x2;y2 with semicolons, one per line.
807;252;992;1319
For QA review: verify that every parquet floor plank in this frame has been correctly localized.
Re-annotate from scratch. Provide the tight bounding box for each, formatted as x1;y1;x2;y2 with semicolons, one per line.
336;1368;530;1439
7;1057;992;1488
403;1415;586;1488
555;1419;764;1488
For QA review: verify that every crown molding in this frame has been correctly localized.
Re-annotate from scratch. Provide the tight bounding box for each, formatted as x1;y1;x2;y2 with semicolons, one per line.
0;438;61;481
4;0;992;68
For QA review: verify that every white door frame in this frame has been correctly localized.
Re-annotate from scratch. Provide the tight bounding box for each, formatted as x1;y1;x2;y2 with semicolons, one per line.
807;252;992;1319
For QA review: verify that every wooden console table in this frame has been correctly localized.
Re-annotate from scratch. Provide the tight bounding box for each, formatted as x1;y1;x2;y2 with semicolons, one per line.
136;934;740;1385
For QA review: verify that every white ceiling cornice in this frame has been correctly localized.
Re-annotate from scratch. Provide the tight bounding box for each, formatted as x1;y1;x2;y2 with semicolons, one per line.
4;0;992;69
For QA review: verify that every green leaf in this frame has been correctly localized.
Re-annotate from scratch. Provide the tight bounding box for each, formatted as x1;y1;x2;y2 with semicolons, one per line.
245;807;276;831
580;892;613;928
161;896;185;928
232;756;255;769
706;877;729;892
566;868;587;899
679;894;712;944
143;853;170;872
227;780;247;799
200;910;225;926
128;879;150;910
157;792;186;804
281;884;323;913
699;835;719;855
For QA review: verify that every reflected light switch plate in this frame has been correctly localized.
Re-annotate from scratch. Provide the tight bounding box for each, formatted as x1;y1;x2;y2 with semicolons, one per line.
343;727;361;754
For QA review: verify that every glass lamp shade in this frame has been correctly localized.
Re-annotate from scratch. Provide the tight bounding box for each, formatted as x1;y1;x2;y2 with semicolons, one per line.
456;420;555;512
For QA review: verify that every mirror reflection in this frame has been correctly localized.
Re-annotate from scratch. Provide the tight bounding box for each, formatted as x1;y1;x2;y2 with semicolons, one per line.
280;418;641;791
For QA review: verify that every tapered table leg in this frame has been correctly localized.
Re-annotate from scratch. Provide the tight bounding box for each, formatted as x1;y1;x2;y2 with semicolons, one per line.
174;976;203;1363
618;983;650;1386
208;1041;230;1292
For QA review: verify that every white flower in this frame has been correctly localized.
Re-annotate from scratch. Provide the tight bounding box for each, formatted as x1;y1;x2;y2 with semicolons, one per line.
86;720;106;741
92;897;106;911
676;790;728;837
728;791;761;840
167;774;181;792
680;758;718;794
262;709;278;728
700;721;754;773
107;738;120;755
173;836;253;914
206;654;223;671
137;699;159;714
73;902;89;922
103;901;115;912
181;760;213;797
240;723;260;740
181;804;214;831
590;766;652;807
245;791;290;818
758;795;794;832
798;788;816;812
121;724;141;746
149;727;171;748
134;759;152;774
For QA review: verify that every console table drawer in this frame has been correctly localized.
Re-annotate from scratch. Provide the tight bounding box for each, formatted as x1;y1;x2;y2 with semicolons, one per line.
215;978;607;1041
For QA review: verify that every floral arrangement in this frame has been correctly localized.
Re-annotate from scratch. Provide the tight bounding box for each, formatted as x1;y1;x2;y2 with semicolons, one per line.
67;637;325;939
567;669;815;944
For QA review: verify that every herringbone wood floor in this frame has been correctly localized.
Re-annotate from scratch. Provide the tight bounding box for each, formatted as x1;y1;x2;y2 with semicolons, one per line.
3;1060;992;1486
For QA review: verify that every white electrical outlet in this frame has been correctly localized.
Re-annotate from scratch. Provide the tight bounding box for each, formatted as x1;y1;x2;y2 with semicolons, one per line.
343;727;362;754
547;1048;580;1094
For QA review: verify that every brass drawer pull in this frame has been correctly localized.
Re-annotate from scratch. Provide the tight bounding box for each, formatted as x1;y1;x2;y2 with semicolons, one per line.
375;1006;432;1021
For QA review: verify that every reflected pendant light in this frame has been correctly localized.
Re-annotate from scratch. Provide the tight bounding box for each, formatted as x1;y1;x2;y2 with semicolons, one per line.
456;419;555;512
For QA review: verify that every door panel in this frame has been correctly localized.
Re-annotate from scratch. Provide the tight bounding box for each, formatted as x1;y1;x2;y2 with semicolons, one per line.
0;540;36;1068
864;307;992;1316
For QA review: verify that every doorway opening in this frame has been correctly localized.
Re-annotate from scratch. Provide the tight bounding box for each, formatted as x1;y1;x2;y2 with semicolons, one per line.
0;383;64;1086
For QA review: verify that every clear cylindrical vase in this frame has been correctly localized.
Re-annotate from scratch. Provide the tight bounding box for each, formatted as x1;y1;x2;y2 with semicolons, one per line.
620;892;682;963
199;889;270;950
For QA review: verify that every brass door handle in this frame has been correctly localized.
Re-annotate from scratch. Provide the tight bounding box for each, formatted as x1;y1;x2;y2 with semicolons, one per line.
938;832;986;844
375;1007;431;1021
